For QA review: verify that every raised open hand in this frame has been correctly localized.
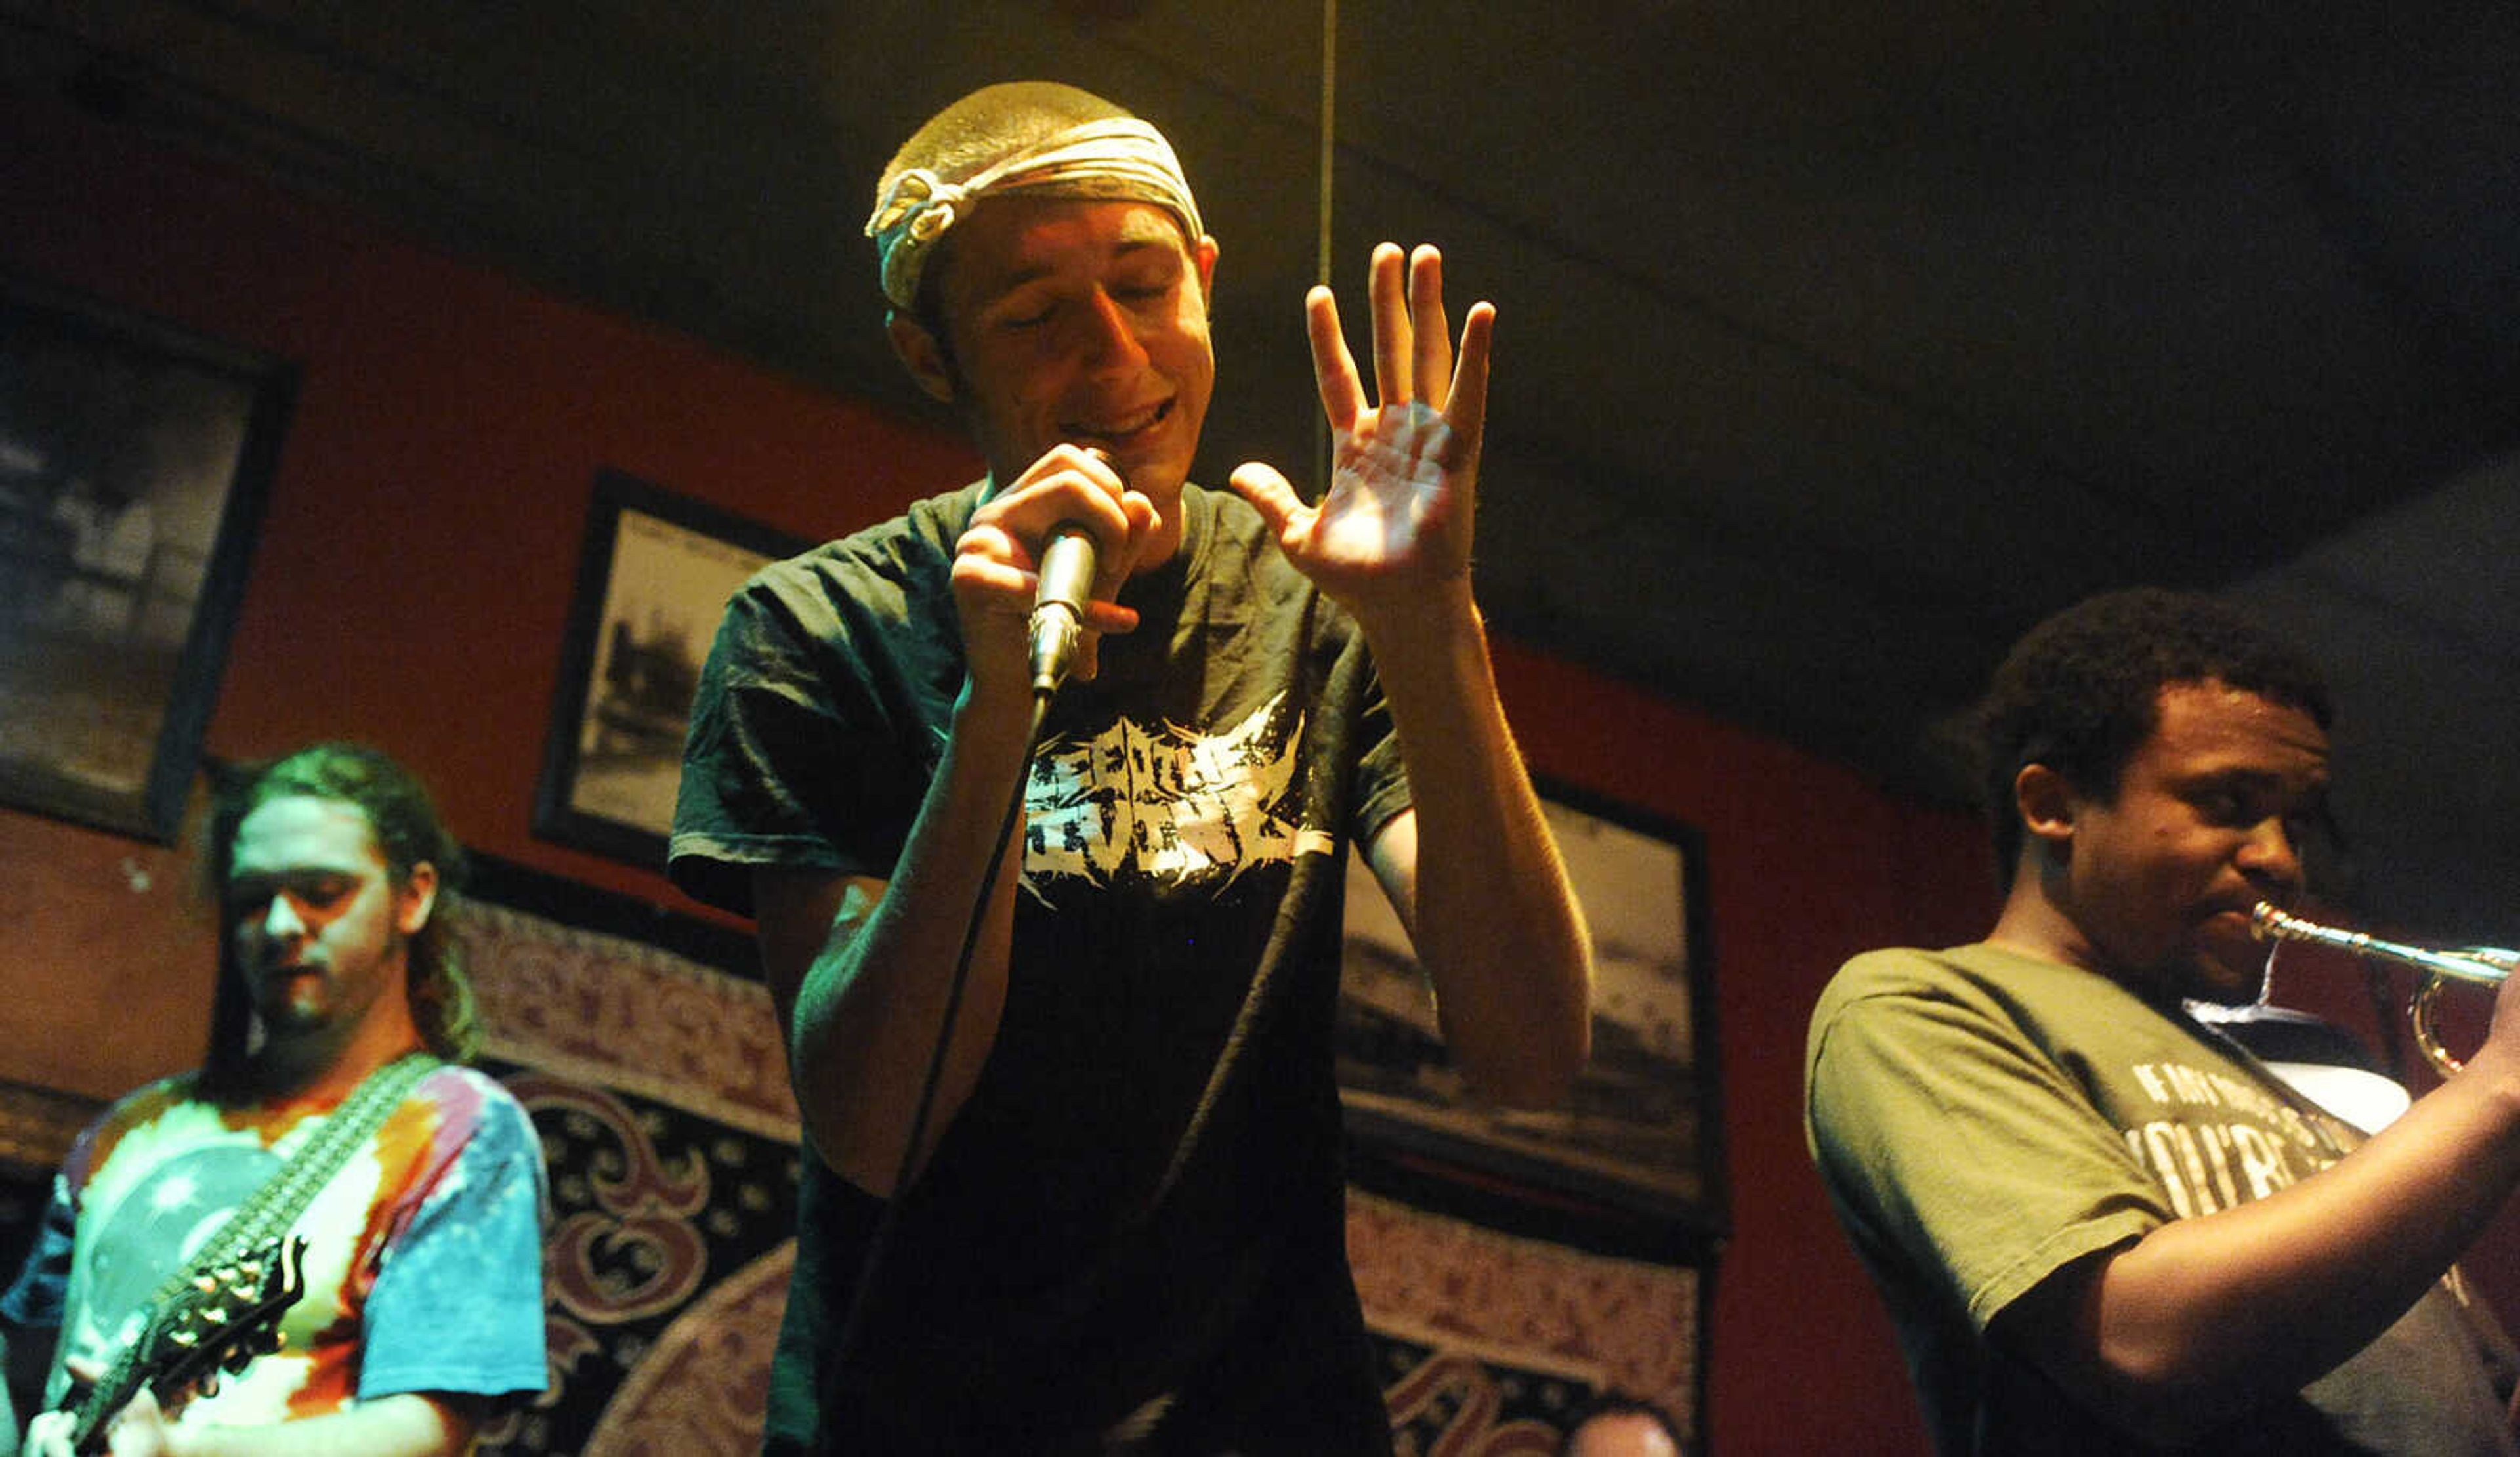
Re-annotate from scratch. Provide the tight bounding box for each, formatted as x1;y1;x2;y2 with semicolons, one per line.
1230;242;1492;617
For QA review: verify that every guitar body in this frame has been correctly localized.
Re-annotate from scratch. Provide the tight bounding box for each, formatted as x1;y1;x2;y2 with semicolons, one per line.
64;1235;307;1454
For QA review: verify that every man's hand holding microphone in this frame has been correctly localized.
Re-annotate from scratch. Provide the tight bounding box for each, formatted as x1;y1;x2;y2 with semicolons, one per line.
953;444;1160;710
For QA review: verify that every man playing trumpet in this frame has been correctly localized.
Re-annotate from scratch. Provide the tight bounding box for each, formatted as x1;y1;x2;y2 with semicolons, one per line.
1805;587;2520;1453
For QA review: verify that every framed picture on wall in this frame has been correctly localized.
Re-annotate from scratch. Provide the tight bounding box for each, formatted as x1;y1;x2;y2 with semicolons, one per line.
0;276;295;843
534;469;805;871
1336;780;1724;1254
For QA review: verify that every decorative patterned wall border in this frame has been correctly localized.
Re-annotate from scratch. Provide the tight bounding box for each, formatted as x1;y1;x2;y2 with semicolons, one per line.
1346;1187;1699;1429
460;897;799;1143
457;872;1703;1447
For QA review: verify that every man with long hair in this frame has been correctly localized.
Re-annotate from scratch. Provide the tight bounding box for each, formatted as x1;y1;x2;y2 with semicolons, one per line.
5;743;547;1456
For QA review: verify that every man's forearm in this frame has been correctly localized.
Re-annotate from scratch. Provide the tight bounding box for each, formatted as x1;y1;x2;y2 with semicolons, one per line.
2020;1056;2520;1441
169;1393;476;1457
765;679;1035;1193
26;1391;474;1457
1360;587;1591;1107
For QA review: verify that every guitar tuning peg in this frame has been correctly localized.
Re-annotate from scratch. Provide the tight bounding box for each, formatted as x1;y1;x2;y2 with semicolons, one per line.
221;1347;254;1374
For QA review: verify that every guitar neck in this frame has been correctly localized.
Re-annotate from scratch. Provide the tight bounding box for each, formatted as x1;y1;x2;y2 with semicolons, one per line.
56;1236;305;1454
64;1338;150;1454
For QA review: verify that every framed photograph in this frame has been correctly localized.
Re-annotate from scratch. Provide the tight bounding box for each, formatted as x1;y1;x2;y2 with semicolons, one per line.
1336;780;1723;1251
0;276;294;842
534;469;805;870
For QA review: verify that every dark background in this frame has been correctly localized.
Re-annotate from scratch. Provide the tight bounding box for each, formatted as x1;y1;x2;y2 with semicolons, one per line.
2;0;2512;935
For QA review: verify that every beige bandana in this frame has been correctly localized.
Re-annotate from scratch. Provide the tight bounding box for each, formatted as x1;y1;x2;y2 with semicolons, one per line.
865;117;1205;311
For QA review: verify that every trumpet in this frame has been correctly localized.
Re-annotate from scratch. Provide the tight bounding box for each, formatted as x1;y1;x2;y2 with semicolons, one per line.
2248;902;2517;1075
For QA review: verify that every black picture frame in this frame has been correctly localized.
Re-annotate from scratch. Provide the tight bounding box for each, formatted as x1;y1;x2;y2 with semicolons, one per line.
533;469;805;871
0;276;294;843
1336;778;1725;1259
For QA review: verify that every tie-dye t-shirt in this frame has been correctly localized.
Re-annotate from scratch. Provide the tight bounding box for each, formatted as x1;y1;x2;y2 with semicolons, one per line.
7;1062;547;1427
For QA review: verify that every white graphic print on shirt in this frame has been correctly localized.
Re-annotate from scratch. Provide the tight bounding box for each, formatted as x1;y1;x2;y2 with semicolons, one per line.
2119;1057;2343;1218
1021;694;1336;898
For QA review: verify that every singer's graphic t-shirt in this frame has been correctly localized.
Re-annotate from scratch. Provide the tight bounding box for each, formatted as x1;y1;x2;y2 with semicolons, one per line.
671;480;1411;1453
1805;942;2520;1455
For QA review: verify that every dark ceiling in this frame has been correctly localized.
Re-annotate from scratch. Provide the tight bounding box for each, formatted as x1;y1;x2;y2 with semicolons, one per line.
6;0;2517;939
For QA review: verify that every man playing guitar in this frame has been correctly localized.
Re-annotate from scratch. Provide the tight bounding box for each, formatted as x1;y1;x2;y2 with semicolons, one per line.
3;744;547;1456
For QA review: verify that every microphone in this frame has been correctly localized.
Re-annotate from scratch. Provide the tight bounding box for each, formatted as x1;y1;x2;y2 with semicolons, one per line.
1028;522;1097;696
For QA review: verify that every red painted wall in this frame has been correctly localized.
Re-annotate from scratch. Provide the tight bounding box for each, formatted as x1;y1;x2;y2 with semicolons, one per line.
1494;646;1997;1454
18;88;2504;1456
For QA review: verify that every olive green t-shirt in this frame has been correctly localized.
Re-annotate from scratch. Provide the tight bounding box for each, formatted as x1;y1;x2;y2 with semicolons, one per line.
1806;942;2517;1454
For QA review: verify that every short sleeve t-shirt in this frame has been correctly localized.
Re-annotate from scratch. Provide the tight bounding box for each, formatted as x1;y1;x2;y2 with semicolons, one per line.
7;1063;548;1426
1806;943;2520;1454
672;482;1410;1450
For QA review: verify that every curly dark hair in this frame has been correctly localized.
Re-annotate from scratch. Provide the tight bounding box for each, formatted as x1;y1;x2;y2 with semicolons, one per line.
1977;587;2332;886
200;742;476;1076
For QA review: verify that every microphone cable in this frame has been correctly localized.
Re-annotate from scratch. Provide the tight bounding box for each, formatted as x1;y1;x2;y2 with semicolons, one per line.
829;478;1096;1404
826;675;1064;1401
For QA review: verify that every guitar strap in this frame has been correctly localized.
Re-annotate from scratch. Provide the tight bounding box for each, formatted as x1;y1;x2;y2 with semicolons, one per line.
170;1050;444;1273
66;1050;442;1431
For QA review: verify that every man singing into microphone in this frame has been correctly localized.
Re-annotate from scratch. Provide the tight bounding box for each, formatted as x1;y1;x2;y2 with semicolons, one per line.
669;81;1591;1453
